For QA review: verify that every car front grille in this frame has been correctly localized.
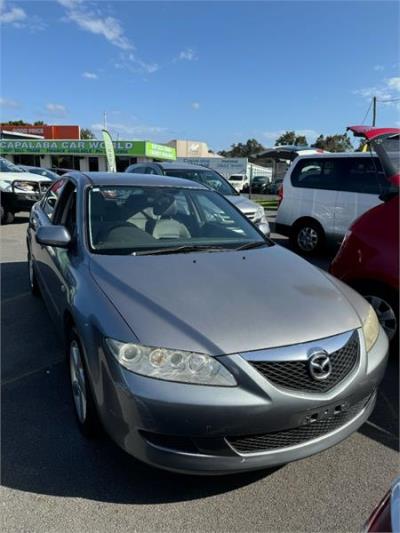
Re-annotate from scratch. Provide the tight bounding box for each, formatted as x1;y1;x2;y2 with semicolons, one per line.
250;331;359;393
226;394;371;454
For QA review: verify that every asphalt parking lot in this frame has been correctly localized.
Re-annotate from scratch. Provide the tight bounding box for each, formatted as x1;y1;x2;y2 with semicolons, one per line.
1;213;399;532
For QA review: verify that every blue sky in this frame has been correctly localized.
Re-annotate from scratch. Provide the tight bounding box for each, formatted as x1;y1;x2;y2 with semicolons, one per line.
1;0;399;150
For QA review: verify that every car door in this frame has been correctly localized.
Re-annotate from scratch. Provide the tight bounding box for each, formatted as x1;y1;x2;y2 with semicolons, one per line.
287;158;339;237
32;179;77;320
334;156;384;239
29;178;66;308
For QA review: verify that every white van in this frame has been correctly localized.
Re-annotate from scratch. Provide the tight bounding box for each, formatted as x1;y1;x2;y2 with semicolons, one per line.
275;153;387;254
229;174;249;192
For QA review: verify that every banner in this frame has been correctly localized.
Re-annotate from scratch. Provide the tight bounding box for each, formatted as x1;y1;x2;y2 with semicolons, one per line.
102;129;117;172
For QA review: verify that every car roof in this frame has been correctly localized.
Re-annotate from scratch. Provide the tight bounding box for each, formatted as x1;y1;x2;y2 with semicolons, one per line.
66;171;208;190
138;161;210;171
294;152;377;160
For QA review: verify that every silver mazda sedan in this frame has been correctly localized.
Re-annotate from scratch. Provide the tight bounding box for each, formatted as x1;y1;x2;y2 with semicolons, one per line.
27;172;388;475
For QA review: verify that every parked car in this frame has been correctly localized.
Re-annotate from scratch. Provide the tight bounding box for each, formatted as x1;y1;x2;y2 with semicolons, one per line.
228;174;249;192
364;477;400;532
27;170;388;474
330;126;399;346
265;178;284;195
0;156;52;224
242;176;270;194
19;165;59;181
49;167;75;176
126;162;270;235
275;152;387;254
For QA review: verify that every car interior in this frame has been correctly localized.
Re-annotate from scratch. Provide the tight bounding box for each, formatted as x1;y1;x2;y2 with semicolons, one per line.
89;187;248;251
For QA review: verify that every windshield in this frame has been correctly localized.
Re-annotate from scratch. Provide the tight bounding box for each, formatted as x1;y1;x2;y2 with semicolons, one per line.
164;168;237;196
0;158;24;173
88;186;266;255
24;167;57;180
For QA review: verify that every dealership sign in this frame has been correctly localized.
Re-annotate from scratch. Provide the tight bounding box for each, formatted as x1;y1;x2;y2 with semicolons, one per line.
0;139;176;160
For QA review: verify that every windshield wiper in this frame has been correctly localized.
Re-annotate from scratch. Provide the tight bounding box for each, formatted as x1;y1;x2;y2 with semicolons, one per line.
133;245;232;256
235;241;268;251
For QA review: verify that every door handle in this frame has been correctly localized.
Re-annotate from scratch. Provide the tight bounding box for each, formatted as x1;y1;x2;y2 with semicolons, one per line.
60;285;66;293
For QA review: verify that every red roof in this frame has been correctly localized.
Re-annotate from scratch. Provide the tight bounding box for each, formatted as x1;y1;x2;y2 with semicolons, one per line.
347;125;400;140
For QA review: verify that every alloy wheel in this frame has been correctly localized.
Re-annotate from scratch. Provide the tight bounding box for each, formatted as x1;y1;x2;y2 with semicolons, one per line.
297;226;319;252
69;340;87;424
365;295;397;341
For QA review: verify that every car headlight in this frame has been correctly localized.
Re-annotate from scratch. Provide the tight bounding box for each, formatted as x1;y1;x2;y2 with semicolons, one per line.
105;338;237;386
13;181;35;192
362;304;380;352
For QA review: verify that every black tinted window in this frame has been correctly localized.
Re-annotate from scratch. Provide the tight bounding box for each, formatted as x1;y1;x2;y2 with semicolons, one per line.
337;157;384;194
291;159;340;190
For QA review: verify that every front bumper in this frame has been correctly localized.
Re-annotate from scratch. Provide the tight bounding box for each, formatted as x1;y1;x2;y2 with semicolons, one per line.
98;327;388;475
1;190;42;213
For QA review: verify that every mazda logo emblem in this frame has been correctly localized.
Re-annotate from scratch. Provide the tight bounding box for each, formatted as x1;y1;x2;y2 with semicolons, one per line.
308;351;332;381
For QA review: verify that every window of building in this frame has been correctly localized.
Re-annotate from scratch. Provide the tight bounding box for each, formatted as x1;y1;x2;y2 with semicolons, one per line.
88;157;99;171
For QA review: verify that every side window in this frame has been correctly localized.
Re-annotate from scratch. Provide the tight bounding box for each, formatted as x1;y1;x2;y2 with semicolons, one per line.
129;166;144;174
53;182;77;238
338;157;383;194
145;166;159;175
291;159;340;190
41;179;66;220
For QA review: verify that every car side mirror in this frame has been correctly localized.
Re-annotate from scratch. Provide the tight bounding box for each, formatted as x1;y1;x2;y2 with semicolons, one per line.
36;225;71;248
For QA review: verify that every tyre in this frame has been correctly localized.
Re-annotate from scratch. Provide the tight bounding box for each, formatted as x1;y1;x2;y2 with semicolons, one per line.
362;287;398;346
291;220;325;255
1;206;14;224
28;249;41;297
68;329;100;437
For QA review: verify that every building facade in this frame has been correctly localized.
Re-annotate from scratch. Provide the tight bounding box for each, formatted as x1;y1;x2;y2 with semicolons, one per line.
0;139;176;171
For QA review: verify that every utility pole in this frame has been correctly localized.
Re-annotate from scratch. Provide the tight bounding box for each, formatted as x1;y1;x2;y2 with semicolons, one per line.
103;111;107;130
372;96;377;126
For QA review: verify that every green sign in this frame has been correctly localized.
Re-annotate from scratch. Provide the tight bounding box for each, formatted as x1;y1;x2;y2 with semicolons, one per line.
0;139;176;160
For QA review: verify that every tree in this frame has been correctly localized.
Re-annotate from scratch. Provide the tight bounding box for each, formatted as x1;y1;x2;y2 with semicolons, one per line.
81;128;96;139
34;121;44;125
275;131;308;146
2;120;26;125
313;134;353;152
219;138;265;157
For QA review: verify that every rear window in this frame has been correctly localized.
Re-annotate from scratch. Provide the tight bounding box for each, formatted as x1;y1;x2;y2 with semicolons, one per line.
291;156;385;194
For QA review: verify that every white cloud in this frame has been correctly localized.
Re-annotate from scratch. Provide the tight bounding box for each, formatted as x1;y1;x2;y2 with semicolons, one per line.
191;101;200;110
0;1;45;30
46;103;67;116
373;65;384;72
0;97;20;108
178;48;198;61
58;0;133;50
91;122;168;139
0;1;26;24
58;1;158;73
354;76;400;105
82;71;98;80
386;77;400;92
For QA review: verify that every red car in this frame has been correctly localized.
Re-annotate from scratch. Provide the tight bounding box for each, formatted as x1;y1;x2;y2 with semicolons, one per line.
330;126;399;346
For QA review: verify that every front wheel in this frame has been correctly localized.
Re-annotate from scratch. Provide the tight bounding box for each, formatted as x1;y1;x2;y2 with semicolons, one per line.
291;221;324;255
1;206;14;224
68;330;100;437
363;289;398;344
